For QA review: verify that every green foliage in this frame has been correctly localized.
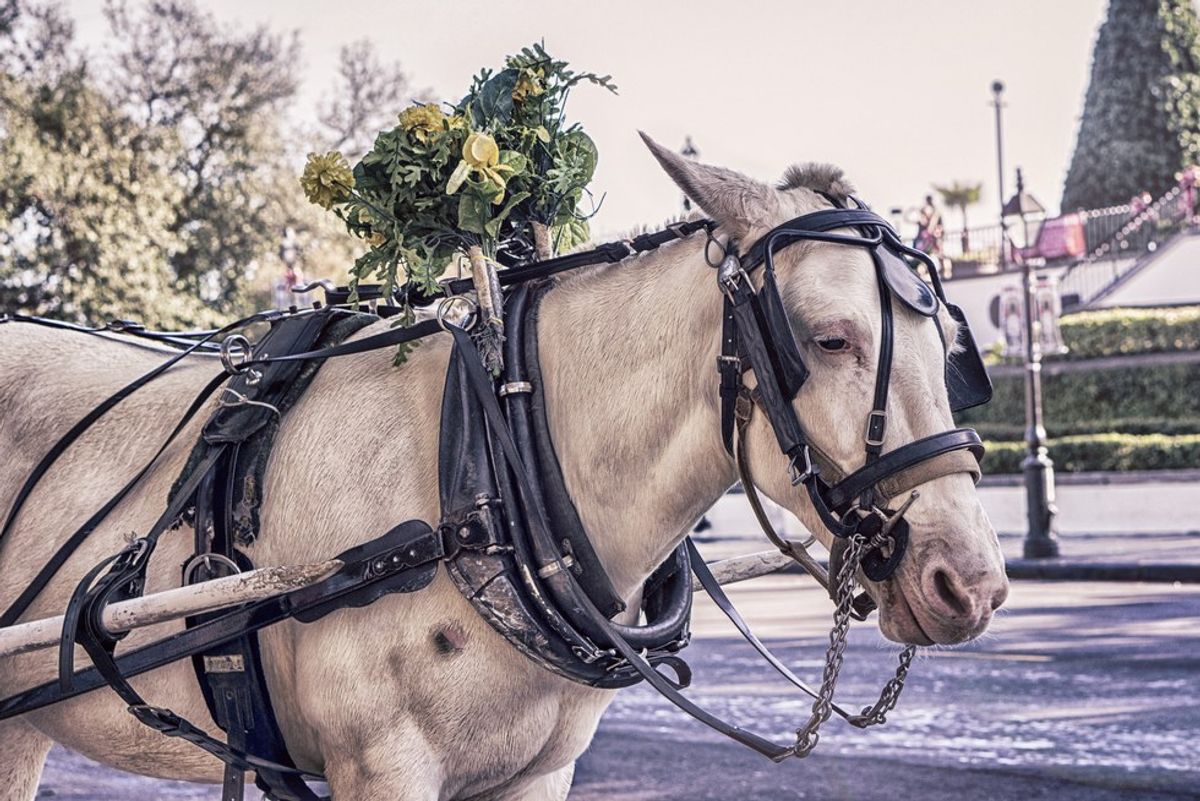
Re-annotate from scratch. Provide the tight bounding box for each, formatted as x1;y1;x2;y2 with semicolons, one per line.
1056;305;1200;359
971;417;1200;441
1061;0;1200;210
1;1;403;327
317;42;616;302
0;7;215;327
982;433;1200;474
957;362;1200;428
933;180;982;228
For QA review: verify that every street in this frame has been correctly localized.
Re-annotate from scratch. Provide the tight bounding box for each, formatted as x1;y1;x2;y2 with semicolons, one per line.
29;477;1200;799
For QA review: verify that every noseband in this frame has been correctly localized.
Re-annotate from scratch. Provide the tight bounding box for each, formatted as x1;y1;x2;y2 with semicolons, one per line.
713;198;991;587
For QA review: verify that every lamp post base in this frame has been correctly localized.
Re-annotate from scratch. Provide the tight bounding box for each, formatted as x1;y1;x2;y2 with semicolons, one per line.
1022;448;1060;559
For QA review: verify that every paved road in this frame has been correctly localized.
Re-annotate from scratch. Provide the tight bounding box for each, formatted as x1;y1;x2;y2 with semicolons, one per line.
572;575;1200;800
34;572;1200;799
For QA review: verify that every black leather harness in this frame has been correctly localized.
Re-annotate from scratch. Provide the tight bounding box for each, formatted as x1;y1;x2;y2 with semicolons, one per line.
0;199;996;793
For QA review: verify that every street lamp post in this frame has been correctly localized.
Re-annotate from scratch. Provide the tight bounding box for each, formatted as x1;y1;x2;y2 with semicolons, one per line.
681;136;699;212
992;80;1008;270
1002;170;1060;558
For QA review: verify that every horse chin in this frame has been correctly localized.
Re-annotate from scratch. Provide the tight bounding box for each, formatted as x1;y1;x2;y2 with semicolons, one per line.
874;578;989;647
875;581;936;646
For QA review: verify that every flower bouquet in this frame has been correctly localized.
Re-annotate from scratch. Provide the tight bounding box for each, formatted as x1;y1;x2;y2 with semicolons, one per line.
301;43;615;366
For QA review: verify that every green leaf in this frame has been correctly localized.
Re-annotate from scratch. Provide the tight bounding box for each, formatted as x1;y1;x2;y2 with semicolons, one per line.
560;129;598;181
485;191;530;238
499;150;527;174
474;68;519;127
553;217;590;252
457;192;490;234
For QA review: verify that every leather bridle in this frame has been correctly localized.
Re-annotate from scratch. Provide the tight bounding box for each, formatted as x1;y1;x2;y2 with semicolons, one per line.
713;200;987;594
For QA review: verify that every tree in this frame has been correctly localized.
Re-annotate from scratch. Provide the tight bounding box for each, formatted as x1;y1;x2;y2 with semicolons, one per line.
934;181;982;251
0;2;216;327
317;40;426;161
103;0;303;313
1061;0;1200;211
0;0;420;326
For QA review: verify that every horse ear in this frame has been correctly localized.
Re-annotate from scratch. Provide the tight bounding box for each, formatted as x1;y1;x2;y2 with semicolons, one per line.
639;131;779;240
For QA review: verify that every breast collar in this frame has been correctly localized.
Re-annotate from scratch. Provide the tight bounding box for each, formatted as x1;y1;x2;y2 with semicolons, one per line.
713;197;988;579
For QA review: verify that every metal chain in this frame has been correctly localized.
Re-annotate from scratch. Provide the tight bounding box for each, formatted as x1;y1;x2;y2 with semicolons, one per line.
790;529;919;757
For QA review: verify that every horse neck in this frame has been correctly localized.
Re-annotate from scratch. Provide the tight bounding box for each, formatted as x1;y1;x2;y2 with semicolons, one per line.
535;233;735;598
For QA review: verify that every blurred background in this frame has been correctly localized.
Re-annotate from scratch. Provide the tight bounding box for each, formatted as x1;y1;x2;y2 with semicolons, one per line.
3;1;1200;799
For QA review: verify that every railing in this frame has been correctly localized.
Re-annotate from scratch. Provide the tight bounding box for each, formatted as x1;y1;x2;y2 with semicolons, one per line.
1058;185;1191;309
939;222;1005;265
940;204;1133;272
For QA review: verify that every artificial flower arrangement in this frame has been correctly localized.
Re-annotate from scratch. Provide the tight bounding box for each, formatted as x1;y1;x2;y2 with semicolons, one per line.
300;43;614;364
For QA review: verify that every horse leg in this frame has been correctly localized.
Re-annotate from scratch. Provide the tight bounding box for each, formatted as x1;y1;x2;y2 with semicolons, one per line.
0;719;53;801
501;763;575;801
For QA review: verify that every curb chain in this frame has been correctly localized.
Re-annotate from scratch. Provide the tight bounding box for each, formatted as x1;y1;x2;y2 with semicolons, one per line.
791;531;918;757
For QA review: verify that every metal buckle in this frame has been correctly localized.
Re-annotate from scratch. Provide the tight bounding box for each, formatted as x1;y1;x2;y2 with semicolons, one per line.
864;410;887;447
788;446;818;486
717;254;749;297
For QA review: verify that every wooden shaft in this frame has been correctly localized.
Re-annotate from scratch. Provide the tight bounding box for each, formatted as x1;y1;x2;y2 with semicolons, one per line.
692;549;798;591
0;559;342;659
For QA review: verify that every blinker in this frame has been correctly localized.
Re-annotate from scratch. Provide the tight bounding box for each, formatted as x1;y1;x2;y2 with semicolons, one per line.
873;246;939;317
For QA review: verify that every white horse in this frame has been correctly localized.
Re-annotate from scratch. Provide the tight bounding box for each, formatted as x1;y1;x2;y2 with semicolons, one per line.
0;135;1008;800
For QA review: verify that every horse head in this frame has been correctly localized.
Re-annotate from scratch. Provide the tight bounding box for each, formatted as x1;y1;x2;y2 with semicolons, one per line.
642;134;1008;646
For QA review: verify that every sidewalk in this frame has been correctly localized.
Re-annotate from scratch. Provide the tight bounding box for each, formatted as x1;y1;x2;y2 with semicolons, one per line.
702;474;1200;582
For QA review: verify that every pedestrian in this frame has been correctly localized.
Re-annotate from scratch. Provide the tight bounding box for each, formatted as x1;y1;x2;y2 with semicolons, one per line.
913;194;945;259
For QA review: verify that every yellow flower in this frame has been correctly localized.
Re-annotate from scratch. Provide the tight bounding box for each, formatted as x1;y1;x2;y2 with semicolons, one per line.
512;68;545;103
300;151;353;210
398;103;447;143
447;114;468;131
446;132;519;203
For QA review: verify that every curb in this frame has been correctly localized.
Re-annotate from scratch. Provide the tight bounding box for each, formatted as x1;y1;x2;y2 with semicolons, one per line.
1003;559;1200;583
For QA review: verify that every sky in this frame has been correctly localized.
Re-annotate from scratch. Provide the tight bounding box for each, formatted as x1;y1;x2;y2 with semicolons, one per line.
64;0;1111;237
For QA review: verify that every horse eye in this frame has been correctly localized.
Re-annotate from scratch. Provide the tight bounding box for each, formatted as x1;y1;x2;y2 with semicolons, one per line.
817;337;848;352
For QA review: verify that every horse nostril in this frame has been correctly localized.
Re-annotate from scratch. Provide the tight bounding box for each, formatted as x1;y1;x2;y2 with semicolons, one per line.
990;581;1009;611
931;567;972;617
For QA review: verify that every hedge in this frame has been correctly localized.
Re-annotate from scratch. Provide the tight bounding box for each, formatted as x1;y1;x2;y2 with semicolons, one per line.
981;433;1200;474
971;417;1200;441
1056;306;1200;360
957;362;1200;427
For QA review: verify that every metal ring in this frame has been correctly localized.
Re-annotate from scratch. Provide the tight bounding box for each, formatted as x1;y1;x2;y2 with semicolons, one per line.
219;334;252;374
436;295;478;332
182;553;241;584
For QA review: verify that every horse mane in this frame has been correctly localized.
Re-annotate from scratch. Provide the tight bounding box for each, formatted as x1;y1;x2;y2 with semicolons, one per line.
776;163;855;203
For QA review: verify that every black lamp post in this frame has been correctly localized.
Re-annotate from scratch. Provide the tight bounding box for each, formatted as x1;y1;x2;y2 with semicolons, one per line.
1002;170;1060;558
991;80;1008;269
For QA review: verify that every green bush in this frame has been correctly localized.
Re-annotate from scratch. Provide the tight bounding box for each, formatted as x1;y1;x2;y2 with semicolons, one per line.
970;417;1200;441
958;361;1200;427
1056;306;1200;360
982;433;1200;474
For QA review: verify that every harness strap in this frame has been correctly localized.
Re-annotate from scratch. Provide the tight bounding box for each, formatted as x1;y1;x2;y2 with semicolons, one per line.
731;397;877;620
0;311;279;554
445;323;795;761
0;371;230;628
